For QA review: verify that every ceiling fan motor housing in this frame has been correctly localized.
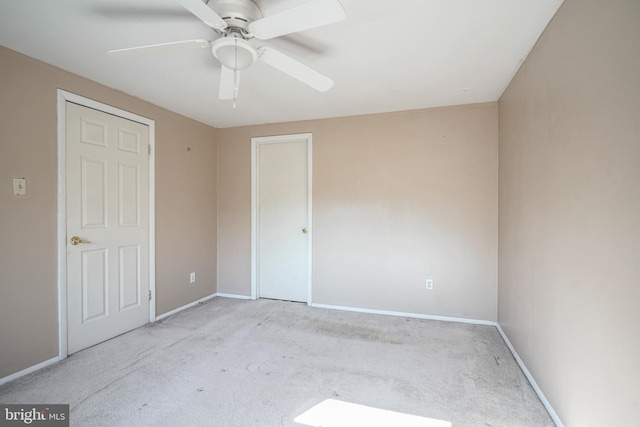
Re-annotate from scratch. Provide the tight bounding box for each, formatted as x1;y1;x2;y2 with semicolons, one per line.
208;0;262;34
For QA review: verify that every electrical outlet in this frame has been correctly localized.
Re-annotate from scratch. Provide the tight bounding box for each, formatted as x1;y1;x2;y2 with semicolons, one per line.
426;279;433;290
190;272;196;284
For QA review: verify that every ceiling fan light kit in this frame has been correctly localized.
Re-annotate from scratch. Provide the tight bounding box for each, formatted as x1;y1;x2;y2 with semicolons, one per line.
112;0;346;106
212;36;257;71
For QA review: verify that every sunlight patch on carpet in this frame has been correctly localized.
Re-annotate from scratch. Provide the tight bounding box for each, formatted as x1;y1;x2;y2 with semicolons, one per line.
294;399;452;427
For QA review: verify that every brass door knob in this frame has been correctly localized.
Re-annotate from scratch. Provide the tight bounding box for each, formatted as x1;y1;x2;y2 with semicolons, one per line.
302;228;309;234
70;236;91;245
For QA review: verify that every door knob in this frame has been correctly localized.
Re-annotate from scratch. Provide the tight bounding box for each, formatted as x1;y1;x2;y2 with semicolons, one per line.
70;236;91;245
302;228;308;234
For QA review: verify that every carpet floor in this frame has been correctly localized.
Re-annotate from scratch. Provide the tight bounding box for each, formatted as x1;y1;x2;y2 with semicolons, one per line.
0;297;554;426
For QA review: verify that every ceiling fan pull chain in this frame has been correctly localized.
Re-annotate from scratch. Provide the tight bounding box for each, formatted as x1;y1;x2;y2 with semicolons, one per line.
233;38;238;108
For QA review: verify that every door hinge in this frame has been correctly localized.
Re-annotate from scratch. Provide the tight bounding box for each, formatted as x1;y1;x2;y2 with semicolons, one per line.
148;144;151;155
148;290;152;300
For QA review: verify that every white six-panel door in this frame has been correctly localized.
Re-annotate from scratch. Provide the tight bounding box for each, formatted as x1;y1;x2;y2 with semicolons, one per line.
253;134;311;303
66;102;150;354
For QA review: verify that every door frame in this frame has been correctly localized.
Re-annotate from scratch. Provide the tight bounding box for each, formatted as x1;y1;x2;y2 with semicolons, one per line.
250;133;313;304
56;90;156;360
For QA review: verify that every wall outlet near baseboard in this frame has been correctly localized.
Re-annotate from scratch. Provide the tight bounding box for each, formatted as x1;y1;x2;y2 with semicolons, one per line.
425;279;433;290
190;272;196;284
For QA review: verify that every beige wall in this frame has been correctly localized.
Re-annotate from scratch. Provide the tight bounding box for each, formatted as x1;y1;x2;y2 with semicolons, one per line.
218;104;498;321
498;0;640;425
0;46;218;379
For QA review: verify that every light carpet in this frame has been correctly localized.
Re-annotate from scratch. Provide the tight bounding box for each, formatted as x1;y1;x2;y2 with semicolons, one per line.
0;297;554;426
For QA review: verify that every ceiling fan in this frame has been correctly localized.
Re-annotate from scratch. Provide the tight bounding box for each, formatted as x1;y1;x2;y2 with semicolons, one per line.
109;0;346;106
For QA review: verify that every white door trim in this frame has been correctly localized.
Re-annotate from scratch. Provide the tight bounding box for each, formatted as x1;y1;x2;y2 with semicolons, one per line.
251;133;313;304
56;90;156;360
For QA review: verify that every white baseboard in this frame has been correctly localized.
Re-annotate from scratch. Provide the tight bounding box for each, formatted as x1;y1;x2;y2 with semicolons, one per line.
496;324;564;427
216;293;253;300
155;293;217;321
310;303;497;326
0;356;60;386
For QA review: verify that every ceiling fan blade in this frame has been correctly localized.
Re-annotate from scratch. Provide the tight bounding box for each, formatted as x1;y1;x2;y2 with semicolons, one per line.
258;47;334;92
249;0;345;40
108;39;211;55
219;65;240;100
178;0;227;30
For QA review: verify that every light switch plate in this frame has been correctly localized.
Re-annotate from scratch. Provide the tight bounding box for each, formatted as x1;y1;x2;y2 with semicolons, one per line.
13;178;27;196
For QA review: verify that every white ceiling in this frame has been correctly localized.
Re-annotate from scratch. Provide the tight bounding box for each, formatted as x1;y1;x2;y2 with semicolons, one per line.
0;0;563;128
